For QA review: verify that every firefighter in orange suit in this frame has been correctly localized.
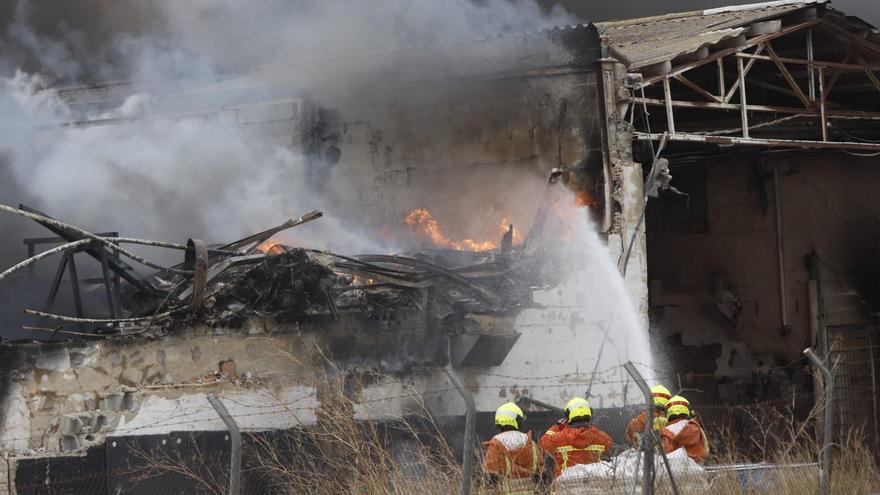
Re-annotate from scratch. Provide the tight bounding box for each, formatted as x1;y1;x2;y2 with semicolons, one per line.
482;402;544;494
539;397;613;477
660;395;709;463
625;385;671;445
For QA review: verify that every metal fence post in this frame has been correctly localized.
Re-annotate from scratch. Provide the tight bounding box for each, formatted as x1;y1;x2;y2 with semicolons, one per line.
624;362;680;495
207;393;241;495
804;348;834;495
445;367;476;495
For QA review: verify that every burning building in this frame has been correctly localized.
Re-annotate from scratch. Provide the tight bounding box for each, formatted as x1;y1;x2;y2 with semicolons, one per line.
0;0;879;492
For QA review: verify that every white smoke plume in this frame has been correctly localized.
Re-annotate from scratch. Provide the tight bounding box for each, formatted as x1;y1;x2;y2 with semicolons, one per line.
0;0;576;258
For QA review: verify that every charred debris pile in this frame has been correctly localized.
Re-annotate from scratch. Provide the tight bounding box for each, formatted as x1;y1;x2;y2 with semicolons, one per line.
0;202;562;340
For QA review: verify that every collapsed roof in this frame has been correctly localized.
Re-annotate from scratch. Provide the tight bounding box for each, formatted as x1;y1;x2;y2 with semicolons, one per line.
0;198;581;368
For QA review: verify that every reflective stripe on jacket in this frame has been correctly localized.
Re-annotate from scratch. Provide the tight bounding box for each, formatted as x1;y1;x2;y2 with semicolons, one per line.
625;410;668;445
539;424;613;477
482;430;543;494
660;418;709;463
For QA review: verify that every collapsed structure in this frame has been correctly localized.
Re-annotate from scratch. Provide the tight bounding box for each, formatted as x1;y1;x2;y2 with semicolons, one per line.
1;0;880;492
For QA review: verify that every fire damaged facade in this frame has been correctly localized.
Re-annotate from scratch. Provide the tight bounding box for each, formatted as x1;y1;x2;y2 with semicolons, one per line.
0;0;879;491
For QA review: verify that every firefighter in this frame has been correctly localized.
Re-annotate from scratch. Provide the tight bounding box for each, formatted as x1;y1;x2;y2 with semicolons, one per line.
660;395;709;463
482;402;544;494
539;397;613;477
625;385;671;445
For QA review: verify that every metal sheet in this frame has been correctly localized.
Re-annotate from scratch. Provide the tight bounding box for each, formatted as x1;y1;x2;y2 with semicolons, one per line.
597;2;818;69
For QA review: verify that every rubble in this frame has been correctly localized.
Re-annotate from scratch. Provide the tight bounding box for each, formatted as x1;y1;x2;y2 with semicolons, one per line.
0;202;549;341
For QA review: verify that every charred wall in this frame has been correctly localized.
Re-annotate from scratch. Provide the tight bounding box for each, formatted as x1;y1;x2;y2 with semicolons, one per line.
647;152;880;404
55;26;606;248
296;26;606;244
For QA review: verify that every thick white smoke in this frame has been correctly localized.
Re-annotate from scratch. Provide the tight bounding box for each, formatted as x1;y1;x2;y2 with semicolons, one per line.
0;1;656;393
0;0;576;259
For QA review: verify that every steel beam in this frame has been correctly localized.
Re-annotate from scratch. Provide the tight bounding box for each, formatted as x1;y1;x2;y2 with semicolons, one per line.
635;132;880;151
765;43;813;109
823;48;853;100
725;45;764;103
819;67;829;141
445;368;476;495
804;348;834;495
858;55;880;94
633;97;880;118
737;51;880;72
643;18;822;86
207;394;241;495
738;55;750;138
674;74;721;102
808;29;816;101
819;20;880;61
664;78;676;134
66;253;84;327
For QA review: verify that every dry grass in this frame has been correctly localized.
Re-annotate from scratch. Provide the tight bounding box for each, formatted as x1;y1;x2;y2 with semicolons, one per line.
128;375;880;495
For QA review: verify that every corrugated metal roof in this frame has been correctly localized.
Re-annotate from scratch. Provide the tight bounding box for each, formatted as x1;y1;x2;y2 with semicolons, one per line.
596;0;827;69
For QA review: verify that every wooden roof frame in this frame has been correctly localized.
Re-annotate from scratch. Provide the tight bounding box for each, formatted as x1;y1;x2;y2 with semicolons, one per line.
630;14;880;152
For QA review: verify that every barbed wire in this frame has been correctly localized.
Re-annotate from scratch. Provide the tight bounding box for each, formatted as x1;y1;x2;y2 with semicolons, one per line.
0;375;820;449
0;357;818;448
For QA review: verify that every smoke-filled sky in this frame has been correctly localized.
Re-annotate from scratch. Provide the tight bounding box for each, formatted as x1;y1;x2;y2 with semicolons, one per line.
0;0;875;256
0;1;875;83
0;0;874;257
552;0;877;24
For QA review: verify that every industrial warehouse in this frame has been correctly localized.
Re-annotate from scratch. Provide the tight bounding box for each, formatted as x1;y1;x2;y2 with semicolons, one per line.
0;0;878;493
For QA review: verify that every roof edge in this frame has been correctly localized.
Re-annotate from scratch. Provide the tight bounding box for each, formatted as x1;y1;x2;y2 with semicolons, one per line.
597;0;826;30
702;0;828;16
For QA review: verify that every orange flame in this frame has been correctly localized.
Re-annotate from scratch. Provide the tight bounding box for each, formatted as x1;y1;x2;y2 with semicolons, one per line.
256;238;280;252
574;191;597;207
350;274;376;285
404;208;519;252
548;190;597;241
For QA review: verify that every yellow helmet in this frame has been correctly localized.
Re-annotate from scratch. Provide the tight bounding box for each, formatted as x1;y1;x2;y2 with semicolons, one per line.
651;385;672;408
495;402;524;430
666;395;691;419
564;397;592;422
